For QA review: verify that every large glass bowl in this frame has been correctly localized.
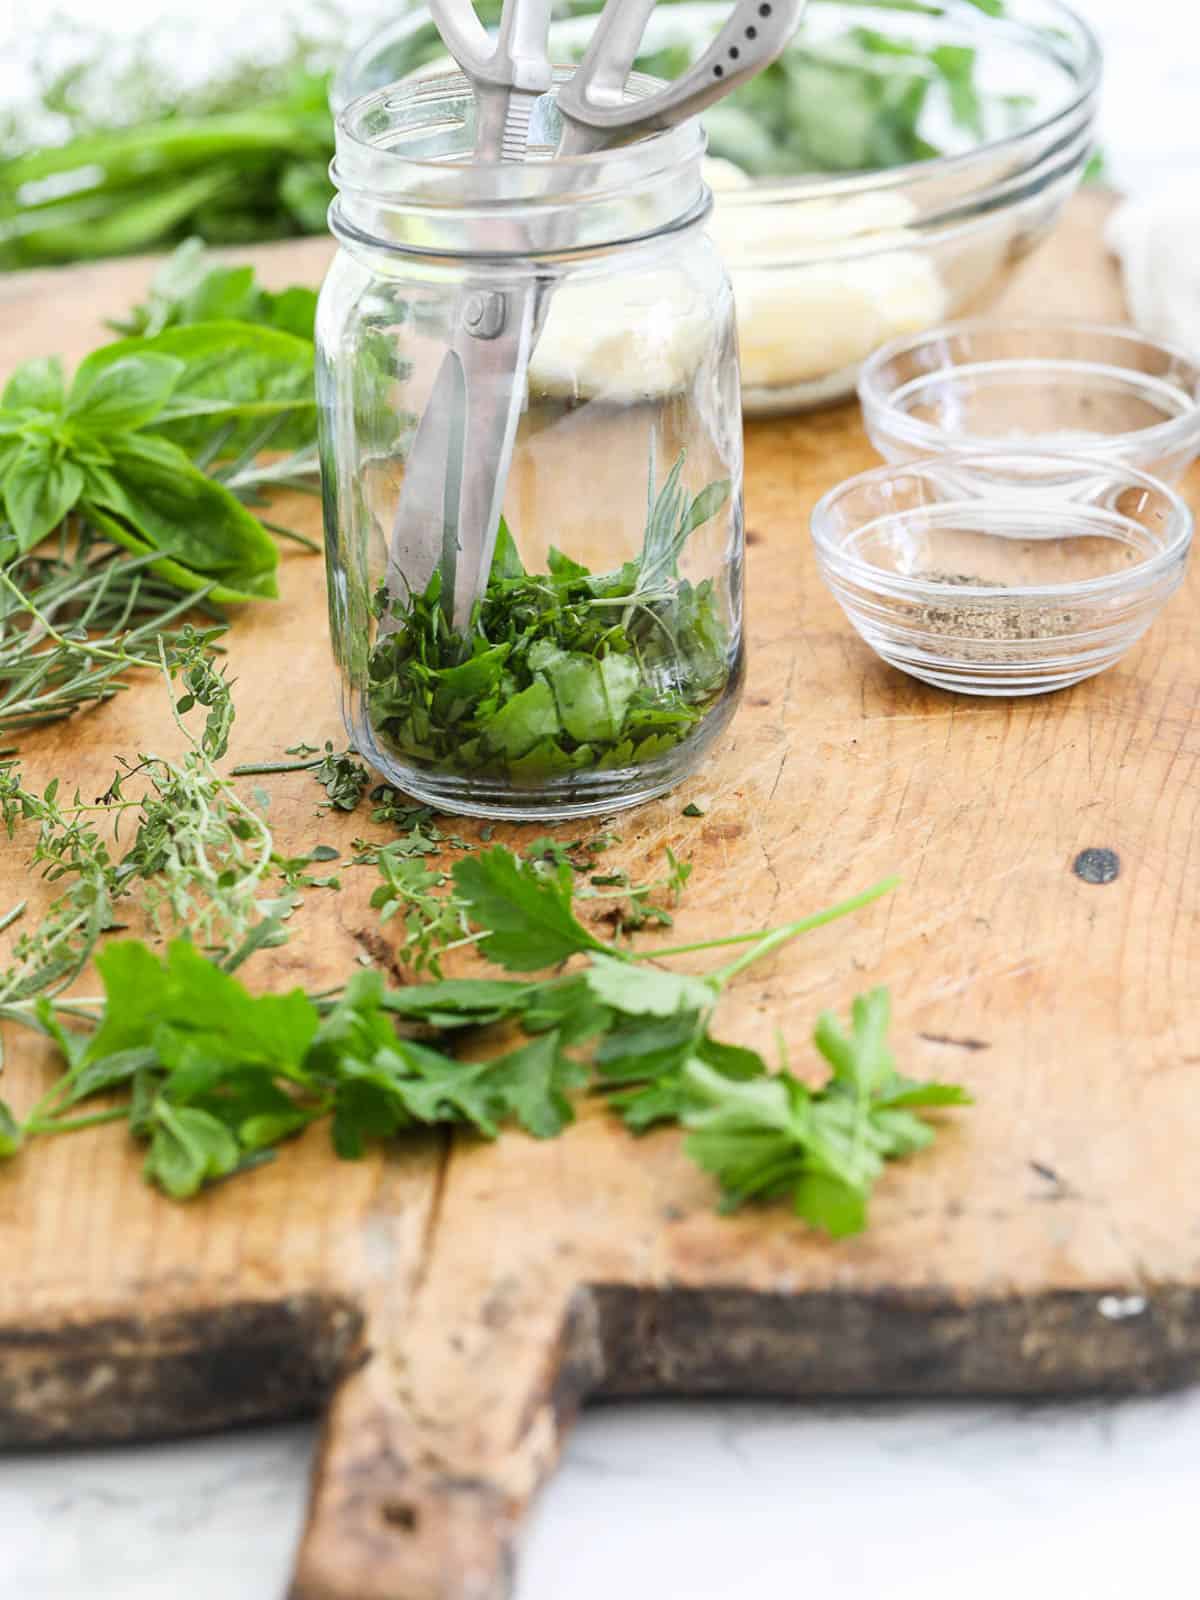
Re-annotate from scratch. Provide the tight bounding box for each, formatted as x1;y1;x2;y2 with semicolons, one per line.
334;0;1102;414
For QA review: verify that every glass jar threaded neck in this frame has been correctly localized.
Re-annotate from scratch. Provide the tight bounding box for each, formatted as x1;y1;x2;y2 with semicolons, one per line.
330;69;710;262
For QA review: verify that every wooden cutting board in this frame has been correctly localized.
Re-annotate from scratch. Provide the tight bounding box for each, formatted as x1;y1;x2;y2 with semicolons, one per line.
4;192;1199;1600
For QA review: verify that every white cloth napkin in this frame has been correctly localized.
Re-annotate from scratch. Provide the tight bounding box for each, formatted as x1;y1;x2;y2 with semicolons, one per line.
1107;181;1200;352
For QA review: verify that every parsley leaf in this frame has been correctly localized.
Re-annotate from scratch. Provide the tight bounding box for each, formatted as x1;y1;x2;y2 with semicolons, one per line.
682;988;973;1236
2;751;966;1233
600;1025;760;1132
451;848;608;971
87;936;318;1070
145;1101;241;1199
381;977;536;1030
476;1030;583;1139
583;952;715;1018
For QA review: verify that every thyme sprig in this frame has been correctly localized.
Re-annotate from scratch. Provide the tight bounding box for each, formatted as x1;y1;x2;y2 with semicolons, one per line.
0;635;289;1029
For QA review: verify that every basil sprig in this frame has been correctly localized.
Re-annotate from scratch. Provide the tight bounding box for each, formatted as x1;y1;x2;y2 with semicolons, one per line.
0;319;316;601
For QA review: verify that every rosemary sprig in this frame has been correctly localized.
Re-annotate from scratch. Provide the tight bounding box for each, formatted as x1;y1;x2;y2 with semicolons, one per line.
0;529;227;738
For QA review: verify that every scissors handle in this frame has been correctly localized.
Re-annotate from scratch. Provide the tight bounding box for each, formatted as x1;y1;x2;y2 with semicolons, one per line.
557;0;806;151
427;0;493;75
429;0;554;158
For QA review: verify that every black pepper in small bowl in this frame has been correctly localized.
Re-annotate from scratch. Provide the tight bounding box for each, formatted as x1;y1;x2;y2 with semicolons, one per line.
811;451;1193;695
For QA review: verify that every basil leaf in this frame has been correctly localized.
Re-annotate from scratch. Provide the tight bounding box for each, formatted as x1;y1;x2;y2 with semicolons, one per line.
2;355;66;414
81;323;316;455
83;431;278;599
83;504;272;605
109;242;319;340
262;286;319;341
3;444;84;551
66;352;185;432
177;264;258;323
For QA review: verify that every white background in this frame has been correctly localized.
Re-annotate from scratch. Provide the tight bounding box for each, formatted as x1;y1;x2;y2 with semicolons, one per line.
3;0;1192;193
1;3;1198;1598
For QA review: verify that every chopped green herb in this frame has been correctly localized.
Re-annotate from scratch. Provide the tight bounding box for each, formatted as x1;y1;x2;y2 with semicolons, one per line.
234;740;372;812
313;745;370;812
367;455;734;783
273;845;341;892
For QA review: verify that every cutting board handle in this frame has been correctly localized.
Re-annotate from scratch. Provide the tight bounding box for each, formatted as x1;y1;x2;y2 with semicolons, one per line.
290;1285;603;1600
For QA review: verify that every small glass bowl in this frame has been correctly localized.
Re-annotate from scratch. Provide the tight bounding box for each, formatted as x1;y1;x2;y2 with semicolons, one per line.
859;320;1200;483
811;452;1193;696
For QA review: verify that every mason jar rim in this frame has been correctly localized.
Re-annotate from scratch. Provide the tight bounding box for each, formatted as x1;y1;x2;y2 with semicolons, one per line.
334;69;705;190
330;69;710;261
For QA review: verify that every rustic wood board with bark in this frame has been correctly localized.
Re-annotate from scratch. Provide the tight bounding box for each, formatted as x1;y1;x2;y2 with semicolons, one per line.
3;192;1200;1600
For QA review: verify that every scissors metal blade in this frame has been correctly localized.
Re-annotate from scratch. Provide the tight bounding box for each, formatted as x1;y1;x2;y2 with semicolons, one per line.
449;286;537;625
386;282;537;631
381;351;466;627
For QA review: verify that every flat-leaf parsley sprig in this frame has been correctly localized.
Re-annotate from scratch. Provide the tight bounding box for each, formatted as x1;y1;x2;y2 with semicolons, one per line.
0;848;970;1232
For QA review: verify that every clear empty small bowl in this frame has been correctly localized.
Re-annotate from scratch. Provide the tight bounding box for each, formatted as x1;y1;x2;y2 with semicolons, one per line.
811;452;1193;695
859;320;1200;484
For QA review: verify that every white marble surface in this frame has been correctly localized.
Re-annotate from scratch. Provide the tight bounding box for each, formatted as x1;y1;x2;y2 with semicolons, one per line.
2;2;1199;1597
6;1389;1200;1598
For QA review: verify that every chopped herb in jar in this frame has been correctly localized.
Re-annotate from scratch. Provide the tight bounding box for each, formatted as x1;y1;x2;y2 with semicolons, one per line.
366;452;735;784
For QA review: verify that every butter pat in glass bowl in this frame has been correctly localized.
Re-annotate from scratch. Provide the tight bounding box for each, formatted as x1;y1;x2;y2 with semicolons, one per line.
334;0;1101;414
810;453;1193;695
859;321;1200;483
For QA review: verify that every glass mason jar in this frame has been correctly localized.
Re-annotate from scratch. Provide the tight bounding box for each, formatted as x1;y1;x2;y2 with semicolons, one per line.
317;71;745;820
